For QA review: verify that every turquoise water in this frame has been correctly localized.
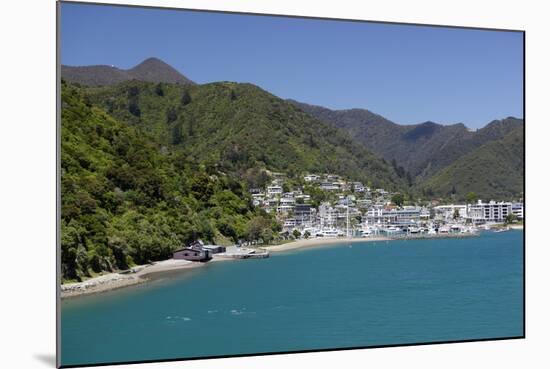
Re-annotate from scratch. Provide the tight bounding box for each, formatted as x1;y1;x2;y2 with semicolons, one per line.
61;231;523;366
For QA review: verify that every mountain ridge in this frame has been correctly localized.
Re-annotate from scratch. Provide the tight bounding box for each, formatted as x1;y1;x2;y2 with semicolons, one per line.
61;57;195;86
289;99;523;183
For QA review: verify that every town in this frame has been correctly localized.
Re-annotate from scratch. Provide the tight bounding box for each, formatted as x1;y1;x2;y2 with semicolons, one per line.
249;171;524;239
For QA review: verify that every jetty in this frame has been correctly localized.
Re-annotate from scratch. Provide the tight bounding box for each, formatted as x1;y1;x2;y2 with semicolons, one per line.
216;246;270;259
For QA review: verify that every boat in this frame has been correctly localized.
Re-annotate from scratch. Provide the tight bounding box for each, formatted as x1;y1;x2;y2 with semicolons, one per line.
494;227;510;233
316;229;340;238
407;226;421;234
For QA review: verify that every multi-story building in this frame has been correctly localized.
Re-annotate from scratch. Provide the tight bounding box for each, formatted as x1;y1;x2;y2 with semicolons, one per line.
512;202;524;220
365;206;422;226
434;204;468;220
267;185;283;196
467;200;512;222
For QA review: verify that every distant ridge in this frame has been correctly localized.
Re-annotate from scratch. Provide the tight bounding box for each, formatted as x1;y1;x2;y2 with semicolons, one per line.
289;100;523;181
61;57;195;86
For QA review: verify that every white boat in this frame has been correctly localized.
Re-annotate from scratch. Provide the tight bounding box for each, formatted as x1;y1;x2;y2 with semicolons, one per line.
438;226;450;234
316;229;340;238
408;226;421;234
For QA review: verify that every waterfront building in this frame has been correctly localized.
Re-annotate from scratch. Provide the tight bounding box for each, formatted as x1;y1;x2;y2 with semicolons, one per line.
434;204;468;220
512;202;524;220
283;218;297;229
467;200;512;222
365;206;422;226
173;241;212;262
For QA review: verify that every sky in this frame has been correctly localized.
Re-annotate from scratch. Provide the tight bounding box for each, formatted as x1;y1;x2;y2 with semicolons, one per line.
60;2;524;128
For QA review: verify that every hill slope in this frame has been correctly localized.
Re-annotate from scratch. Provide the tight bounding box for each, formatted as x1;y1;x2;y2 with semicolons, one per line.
61;57;195;86
81;80;407;190
421;126;524;200
290;100;523;181
60;82;277;281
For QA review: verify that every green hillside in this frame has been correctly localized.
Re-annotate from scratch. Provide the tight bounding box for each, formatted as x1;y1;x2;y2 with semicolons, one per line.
60;82;279;282
290;100;523;181
83;80;406;189
421;127;524;200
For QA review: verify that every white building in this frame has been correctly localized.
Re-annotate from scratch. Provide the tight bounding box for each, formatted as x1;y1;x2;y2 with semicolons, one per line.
320;182;339;191
512;202;524;220
468;200;512;222
434;204;468;220
366;206;422;226
267;185;283;196
352;182;365;192
304;174;320;182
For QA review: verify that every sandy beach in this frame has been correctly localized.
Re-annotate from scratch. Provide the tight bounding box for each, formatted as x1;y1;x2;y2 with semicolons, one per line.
262;236;390;252
508;224;524;230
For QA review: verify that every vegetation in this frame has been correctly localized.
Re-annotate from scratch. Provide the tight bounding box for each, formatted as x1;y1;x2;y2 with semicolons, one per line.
291;100;524;199
505;214;518;224
422;127;524;201
60;82;275;281
84;80;406;190
391;193;404;207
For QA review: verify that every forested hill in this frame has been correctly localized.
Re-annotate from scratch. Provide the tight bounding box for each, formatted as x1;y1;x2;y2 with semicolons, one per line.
61;82;279;281
61;57;195;86
289;100;523;181
81;80;407;190
421;126;524;200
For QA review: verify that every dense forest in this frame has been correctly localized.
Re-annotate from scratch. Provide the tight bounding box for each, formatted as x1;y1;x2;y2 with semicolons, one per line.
82;80;406;190
291;100;524;199
421;126;524;200
61;82;280;282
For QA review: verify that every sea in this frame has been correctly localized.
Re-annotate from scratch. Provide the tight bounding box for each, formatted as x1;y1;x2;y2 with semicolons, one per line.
60;230;524;366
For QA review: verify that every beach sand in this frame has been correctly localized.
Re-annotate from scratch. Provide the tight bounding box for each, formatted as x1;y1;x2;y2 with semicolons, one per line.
262;236;390;252
508;224;524;230
60;237;389;299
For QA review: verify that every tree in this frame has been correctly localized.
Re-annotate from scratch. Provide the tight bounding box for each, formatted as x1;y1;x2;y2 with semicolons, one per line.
453;208;460;220
128;101;141;117
391;193;404;207
155;83;165;96
181;90;191;106
406;172;413;187
466;192;477;204
292;229;301;239
505;213;518;224
304;230;311;239
166;107;177;124
171;124;183;145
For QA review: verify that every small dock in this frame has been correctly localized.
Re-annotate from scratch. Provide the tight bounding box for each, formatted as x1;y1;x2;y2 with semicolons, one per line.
216;246;270;259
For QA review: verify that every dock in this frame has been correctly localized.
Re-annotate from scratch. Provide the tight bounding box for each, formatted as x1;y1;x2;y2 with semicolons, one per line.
216;246;270;259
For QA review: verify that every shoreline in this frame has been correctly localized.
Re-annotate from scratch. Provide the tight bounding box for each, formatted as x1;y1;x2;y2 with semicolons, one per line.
262;236;390;253
61;257;236;299
60;232;495;299
61;237;388;299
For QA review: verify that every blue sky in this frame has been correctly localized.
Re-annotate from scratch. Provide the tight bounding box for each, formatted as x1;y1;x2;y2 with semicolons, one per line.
60;3;523;128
